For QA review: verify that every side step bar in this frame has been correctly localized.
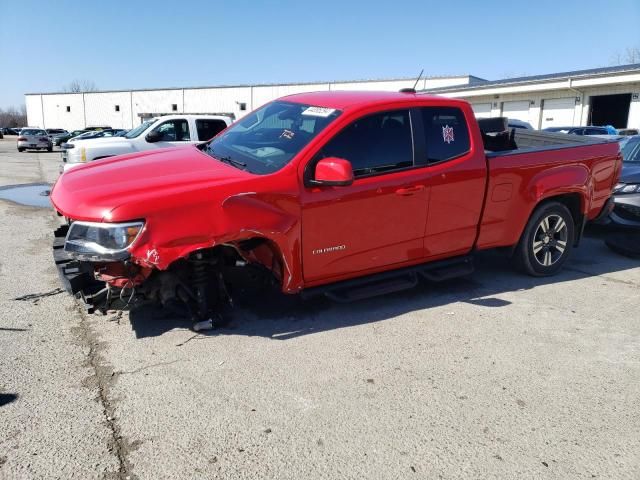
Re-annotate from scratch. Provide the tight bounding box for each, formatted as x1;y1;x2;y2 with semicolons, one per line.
301;255;474;303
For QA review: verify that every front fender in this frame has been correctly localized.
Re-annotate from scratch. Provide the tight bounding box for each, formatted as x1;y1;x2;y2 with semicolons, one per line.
126;190;303;292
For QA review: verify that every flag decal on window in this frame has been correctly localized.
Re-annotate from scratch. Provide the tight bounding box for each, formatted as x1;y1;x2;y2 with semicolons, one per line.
442;125;455;144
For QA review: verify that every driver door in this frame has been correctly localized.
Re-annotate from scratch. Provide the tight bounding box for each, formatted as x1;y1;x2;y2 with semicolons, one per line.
300;109;430;284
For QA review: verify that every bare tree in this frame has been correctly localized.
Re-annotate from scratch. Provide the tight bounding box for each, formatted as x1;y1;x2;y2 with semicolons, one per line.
610;46;640;65
62;79;98;93
0;106;28;127
625;47;640;64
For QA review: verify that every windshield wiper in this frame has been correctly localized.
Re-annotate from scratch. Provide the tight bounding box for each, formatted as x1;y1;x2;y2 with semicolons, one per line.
206;146;248;171
217;155;247;170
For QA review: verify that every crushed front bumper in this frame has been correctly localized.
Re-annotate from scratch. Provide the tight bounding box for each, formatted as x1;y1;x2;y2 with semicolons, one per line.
53;224;107;313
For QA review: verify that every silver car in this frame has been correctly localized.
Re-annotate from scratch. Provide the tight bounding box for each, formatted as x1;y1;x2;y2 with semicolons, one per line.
17;128;53;152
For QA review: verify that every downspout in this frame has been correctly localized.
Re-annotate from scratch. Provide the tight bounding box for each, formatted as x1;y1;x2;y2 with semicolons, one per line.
82;92;87;128
567;78;584;125
40;95;45;129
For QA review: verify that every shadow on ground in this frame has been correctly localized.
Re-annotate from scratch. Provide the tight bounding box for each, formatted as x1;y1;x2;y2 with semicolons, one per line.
0;393;18;407
127;229;640;341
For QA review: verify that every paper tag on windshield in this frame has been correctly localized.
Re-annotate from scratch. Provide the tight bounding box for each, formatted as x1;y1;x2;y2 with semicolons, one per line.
302;106;336;117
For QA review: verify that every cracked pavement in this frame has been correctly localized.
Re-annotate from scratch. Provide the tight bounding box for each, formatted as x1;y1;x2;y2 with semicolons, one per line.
0;138;639;479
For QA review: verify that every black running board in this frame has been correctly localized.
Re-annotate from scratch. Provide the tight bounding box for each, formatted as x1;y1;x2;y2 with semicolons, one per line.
301;255;474;303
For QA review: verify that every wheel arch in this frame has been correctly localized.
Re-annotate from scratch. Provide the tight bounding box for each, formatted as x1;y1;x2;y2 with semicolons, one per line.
533;192;585;246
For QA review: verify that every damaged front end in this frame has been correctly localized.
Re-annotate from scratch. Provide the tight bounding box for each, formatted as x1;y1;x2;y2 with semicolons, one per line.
53;223;153;314
53;223;278;328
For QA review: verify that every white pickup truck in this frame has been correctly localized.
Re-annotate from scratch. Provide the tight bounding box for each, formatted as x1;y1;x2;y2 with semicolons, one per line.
61;114;233;172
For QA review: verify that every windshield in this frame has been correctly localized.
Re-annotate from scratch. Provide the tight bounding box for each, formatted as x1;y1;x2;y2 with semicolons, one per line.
620;136;640;163
200;101;341;174
125;120;154;139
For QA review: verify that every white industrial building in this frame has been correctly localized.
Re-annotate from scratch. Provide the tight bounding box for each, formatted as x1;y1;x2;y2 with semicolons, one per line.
24;75;483;131
432;64;640;130
25;64;640;131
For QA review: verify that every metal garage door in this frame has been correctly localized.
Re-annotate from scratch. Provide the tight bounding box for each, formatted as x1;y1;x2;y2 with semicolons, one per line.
472;103;492;118
541;98;576;128
502;101;530;122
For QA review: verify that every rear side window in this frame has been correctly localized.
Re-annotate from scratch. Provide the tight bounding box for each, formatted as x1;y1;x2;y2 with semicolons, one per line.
319;109;414;177
195;119;227;141
420;107;470;163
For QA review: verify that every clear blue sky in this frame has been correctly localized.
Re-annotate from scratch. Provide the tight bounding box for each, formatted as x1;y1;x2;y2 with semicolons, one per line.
1;0;639;109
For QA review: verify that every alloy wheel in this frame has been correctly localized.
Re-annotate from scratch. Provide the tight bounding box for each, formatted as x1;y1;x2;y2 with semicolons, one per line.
532;214;568;267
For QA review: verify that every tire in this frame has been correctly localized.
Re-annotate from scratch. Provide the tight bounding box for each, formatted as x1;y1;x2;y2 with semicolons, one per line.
512;201;574;276
17;147;25;152
47;146;53;152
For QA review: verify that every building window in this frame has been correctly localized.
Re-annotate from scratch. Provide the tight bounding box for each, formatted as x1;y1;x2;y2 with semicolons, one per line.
239;102;247;111
172;104;178;112
115;105;120;112
66;106;71;112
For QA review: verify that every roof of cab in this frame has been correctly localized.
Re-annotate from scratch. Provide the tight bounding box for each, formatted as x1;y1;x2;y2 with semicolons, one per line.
281;90;457;110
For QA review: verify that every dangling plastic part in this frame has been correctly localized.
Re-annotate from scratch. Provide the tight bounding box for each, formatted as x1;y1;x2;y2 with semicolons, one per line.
192;318;214;332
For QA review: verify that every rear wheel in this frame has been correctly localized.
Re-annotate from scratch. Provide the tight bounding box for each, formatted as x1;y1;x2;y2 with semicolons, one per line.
512;201;574;276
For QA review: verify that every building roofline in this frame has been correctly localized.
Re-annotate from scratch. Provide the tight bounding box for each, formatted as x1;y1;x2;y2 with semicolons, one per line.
423;63;640;94
25;74;477;96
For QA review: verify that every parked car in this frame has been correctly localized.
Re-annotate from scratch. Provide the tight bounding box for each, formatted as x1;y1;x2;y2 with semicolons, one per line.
508;119;534;130
618;128;639;136
543;126;610;135
84;126;112;131
598;135;640;228
64;129;128;143
2;127;22;135
46;128;68;138
50;91;620;327
61;115;232;171
53;129;88;146
17;128;53;152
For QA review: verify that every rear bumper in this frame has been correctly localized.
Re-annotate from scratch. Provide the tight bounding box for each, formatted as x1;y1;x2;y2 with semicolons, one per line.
53;225;107;312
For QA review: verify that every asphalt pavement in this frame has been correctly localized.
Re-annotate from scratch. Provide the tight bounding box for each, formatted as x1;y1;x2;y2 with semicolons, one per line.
0;138;639;479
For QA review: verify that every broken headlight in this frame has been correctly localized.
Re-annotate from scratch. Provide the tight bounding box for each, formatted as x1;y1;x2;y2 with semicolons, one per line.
64;221;144;259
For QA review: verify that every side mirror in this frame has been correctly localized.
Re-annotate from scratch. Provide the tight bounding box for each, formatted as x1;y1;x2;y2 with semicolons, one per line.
311;157;354;187
145;130;162;143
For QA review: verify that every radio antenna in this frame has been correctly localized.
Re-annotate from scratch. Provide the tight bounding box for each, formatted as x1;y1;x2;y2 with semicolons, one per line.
412;69;424;91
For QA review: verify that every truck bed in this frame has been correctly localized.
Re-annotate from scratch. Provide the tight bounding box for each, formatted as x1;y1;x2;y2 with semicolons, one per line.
478;117;615;156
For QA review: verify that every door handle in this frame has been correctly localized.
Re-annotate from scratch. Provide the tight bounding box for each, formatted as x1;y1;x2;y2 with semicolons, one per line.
395;185;425;196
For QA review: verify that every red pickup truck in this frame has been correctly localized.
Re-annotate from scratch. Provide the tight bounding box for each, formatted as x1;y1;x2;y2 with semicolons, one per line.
51;91;621;326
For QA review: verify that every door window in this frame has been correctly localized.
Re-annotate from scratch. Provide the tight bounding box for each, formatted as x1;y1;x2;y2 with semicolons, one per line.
318;109;414;177
420;107;470;163
152;119;190;141
195;119;228;141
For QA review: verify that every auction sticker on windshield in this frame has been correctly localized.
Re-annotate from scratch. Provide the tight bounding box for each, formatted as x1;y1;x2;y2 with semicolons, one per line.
302;106;336;117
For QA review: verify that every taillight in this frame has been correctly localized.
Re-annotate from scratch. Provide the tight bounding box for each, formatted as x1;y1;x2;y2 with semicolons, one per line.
18;136;26;141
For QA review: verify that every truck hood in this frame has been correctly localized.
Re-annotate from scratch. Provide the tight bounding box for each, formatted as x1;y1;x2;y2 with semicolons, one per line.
51;146;253;221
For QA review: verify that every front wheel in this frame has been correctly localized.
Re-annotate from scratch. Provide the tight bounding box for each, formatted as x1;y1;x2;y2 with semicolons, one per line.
17;147;25;152
512;202;574;276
